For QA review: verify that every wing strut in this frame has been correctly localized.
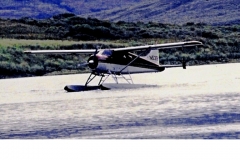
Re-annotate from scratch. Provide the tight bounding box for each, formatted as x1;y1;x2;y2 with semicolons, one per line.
118;49;150;74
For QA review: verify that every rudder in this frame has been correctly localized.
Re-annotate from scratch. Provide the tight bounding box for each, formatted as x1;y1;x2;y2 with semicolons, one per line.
143;49;159;65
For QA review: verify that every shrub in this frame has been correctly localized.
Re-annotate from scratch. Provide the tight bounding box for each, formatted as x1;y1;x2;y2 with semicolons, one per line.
30;64;45;75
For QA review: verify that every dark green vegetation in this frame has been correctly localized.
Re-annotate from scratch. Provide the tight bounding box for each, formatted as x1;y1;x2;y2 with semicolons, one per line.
0;13;240;78
0;0;239;25
0;40;122;78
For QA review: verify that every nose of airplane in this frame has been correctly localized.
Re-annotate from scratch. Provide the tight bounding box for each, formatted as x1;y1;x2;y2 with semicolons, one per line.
87;55;98;69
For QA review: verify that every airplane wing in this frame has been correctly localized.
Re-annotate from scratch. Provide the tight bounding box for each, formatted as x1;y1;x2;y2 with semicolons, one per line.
112;41;202;52
24;41;202;54
24;49;96;55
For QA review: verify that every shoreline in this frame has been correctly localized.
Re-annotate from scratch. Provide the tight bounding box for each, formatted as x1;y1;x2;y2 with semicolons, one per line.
1;61;240;80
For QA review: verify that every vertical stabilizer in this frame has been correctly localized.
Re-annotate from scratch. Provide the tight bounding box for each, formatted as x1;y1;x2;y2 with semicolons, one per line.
143;49;159;65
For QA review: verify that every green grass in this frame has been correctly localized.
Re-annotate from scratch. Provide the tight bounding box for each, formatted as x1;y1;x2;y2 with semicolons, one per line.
0;38;131;78
0;14;239;79
0;38;129;48
0;36;239;79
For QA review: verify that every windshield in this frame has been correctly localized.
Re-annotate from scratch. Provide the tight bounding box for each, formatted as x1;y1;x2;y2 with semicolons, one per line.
101;50;112;56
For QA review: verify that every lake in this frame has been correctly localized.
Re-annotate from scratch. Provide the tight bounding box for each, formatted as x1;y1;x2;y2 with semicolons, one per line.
1;63;240;139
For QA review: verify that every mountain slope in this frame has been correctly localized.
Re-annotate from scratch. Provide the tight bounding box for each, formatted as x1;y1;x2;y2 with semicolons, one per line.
0;0;239;25
88;0;240;25
0;0;143;19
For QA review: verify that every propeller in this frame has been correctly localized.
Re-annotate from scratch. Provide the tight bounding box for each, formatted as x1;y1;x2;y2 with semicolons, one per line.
77;62;89;68
88;48;99;69
78;48;99;69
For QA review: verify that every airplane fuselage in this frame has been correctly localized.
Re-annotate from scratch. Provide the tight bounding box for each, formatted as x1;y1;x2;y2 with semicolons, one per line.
96;63;164;74
88;49;165;75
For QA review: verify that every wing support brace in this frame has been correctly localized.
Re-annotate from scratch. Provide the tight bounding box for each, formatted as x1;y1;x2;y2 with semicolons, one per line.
118;48;151;74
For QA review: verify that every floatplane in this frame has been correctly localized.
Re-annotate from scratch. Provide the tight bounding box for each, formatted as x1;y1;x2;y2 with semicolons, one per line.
24;41;202;92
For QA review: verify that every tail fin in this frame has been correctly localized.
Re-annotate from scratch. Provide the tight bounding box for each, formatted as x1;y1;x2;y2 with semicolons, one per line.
142;49;159;65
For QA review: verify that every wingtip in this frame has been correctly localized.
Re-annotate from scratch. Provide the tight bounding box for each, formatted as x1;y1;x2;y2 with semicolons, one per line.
186;41;203;45
24;51;31;54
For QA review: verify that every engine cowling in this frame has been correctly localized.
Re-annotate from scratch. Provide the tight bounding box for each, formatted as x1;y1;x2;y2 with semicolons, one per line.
87;55;98;69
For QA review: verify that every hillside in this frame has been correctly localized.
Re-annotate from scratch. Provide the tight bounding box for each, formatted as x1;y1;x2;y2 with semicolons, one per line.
89;0;240;25
0;0;239;25
0;0;144;19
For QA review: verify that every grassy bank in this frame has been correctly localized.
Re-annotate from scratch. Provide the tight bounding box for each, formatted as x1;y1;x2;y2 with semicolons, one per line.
0;39;129;78
0;14;240;78
0;38;240;79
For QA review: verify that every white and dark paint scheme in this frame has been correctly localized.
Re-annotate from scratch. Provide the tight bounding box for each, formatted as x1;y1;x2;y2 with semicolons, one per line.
25;41;202;92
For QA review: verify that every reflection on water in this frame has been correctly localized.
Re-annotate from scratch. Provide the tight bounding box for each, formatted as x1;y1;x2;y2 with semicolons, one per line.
0;63;240;139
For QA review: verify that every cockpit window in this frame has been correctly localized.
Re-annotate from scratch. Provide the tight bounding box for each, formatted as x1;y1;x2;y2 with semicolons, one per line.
102;50;112;56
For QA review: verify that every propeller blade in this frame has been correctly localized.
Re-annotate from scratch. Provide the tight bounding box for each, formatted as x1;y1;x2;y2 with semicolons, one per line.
77;62;88;67
94;48;98;56
85;47;99;69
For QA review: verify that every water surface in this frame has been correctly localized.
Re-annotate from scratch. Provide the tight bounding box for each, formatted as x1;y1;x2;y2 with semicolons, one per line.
1;63;240;139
